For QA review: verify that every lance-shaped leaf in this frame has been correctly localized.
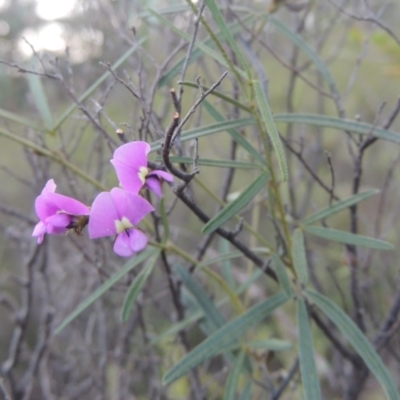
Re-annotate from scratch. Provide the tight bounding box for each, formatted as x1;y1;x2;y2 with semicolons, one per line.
154;155;260;169
292;229;309;285
307;290;400;400
203;100;266;165
274;113;400;145
27;59;53;130
297;299;323;400
202;171;269;234
162;292;287;385
304;226;393;250
271;254;294;298
223;350;246;400
253;80;288;181
204;0;250;77
303;189;379;225
176;265;226;330
55;248;157;334
150;118;256;152
120;252;160;322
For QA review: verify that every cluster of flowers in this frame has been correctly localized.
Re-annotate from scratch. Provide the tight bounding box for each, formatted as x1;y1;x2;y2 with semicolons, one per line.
32;141;173;257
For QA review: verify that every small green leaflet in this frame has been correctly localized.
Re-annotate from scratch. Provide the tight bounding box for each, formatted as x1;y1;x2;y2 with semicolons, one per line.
297;299;323;400
120;252;160;322
202;171;269;234
253;80;288;181
303;189;379;225
304;226;393;250
307;290;400;400
162;293;287;385
292;229;309;285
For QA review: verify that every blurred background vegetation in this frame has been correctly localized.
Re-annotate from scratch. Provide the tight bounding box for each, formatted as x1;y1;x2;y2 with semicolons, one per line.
1;0;400;399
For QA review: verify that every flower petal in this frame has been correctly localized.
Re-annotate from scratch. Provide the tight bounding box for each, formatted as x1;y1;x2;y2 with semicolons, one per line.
112;141;150;169
32;221;46;243
88;192;119;238
42;179;57;194
35;193;59;221
145;176;163;198
149;170;174;182
114;231;135;257
46;192;90;215
110;188;154;225
129;229;148;252
46;213;71;228
110;160;143;194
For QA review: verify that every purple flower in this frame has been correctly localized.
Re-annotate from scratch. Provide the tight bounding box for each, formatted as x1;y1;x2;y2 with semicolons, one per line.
110;141;174;198
88;188;154;257
32;179;90;244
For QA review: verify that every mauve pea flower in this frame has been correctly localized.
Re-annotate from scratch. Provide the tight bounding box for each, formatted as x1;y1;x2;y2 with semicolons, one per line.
110;141;173;198
88;188;154;257
32;179;90;244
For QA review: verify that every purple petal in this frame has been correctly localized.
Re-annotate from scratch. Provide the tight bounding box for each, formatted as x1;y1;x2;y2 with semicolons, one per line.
46;213;71;228
46;192;90;215
145;176;163;198
110;188;154;225
46;224;68;235
32;221;46;243
88;192;119;239
129;229;148;252
114;231;135;257
149;170;174;182
112;141;150;169
110;160;143;194
35;194;60;221
42;179;57;194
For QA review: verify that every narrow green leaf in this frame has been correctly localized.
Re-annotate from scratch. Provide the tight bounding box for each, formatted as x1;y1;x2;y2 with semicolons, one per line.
52;38;146;132
247;338;292;351
297;299;323;400
274;113;400;145
176;265;225;330
203;100;265;165
202;171;269;234
307;290;400;400
304;226;393;250
162;292;287;385
151;269;264;345
27;59;53;130
120;252;159;322
55;248;157;334
154;155;260;169
239;382;252;400
223;350;246;400
304;190;380;225
271;254;294;298
0;107;43;131
269;18;339;98
204;0;250;76
150;117;256;152
292;229;309;285
253;80;288;181
196;248;269;270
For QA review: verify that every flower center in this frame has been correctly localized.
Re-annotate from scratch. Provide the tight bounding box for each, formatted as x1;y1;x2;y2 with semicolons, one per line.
115;216;134;234
138;166;149;184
